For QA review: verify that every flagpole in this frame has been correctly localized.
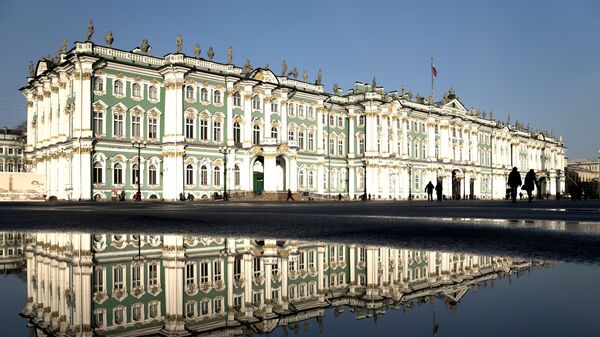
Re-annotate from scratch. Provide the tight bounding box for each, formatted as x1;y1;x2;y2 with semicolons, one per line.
431;56;435;103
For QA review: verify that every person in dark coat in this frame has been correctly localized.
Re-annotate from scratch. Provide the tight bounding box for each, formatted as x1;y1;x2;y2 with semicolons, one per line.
507;167;522;203
286;189;294;201
523;169;536;202
425;181;435;202
435;180;443;201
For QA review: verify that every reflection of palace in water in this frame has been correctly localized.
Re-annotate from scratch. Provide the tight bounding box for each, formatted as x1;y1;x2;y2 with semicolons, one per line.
17;233;536;336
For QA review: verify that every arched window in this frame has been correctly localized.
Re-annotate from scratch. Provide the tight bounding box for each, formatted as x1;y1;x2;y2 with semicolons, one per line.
309;170;315;189
288;103;294;116
213;166;221;186
113;163;123;185
186;164;194;185
148;164;157;185
149;86;158;100
94;77;104;92
186;86;194;100
200;88;208;101
271;100;278;112
132;163;140;185
132;83;141;98
252;96;260;110
114;80;123;95
271;126;278;140
7;161;13;172
214;90;221;104
233;92;241;107
298;170;305;188
93;162;103;184
308;107;314;119
233;122;241;143
298;105;304;117
200;165;208;185
252;125;260;145
234;165;240;187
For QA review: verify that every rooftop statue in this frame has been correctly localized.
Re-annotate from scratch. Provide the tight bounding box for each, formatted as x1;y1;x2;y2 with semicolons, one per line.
243;59;252;73
59;39;67;54
292;67;298;79
281;60;287;77
490;110;494;120
28;61;34;77
401;84;405;95
333;83;339;93
302;69;308;82
207;47;214;61
317;69;322;85
264;63;270;70
227;46;232;64
86;21;94;42
507;114;512;125
104;31;113;47
372;77;376;91
140;39;151;55
193;42;201;58
176;34;183;54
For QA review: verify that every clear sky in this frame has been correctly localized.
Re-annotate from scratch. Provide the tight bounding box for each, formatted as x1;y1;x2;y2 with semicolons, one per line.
0;0;598;159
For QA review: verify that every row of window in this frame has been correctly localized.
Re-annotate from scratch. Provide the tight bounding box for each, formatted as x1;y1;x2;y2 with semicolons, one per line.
94;111;160;140
95;301;160;328
0;160;24;172
185;297;224;318
94;263;160;294
0;147;22;156
185;86;223;104
0;247;22;257
94;78;160;101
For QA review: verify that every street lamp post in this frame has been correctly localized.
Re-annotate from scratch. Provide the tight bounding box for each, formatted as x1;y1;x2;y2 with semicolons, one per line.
408;164;413;200
361;157;368;200
218;146;231;201
131;139;146;201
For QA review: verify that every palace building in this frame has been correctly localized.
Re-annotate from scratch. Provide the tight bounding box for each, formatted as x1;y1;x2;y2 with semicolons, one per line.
21;36;566;201
20;232;535;337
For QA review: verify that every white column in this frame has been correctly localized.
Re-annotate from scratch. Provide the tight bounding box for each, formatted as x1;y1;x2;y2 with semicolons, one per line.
243;92;252;147
348;112;356;157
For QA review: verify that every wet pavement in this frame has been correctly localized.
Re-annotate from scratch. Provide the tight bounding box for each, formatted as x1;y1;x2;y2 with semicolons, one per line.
0;200;599;263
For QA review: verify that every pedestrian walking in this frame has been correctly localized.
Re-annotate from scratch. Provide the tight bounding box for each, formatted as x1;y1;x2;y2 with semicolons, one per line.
507;167;522;203
425;181;435;202
435;180;443;201
286;189;294;201
523;169;536;202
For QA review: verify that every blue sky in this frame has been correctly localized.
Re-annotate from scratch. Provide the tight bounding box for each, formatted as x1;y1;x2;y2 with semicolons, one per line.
0;0;598;159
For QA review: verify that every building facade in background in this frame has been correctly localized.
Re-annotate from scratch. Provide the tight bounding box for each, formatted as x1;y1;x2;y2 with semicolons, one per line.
565;158;599;199
21;39;566;201
0;128;25;173
20;232;534;337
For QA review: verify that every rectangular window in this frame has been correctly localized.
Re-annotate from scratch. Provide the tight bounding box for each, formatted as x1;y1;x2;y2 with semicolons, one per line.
299;251;305;270
213;121;221;142
95;311;104;327
234;295;243;311
338;139;344;155
94;268;104;293
148;263;158;286
113;114;123;137
308;133;314;151
200;261;209;285
214;298;223;314
234;257;242;280
148;118;157;140
213;260;222;283
329;138;334;155
185;118;194;139
132;264;141;288
200;120;208;140
271;101;278;112
298;131;304;150
131;115;141;138
253;257;261;277
308;250;315;269
186;263;195;285
114;267;124;290
253;292;262;307
94;111;103;135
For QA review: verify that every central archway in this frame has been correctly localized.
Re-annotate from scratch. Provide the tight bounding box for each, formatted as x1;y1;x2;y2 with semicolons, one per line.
451;169;463;200
252;157;264;195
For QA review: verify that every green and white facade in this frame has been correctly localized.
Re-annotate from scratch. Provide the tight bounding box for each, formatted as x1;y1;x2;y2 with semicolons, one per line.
22;41;566;200
21;232;533;337
0;128;25;173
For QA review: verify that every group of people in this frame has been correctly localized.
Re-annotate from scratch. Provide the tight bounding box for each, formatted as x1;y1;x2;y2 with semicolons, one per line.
424;181;444;202
508;167;537;203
